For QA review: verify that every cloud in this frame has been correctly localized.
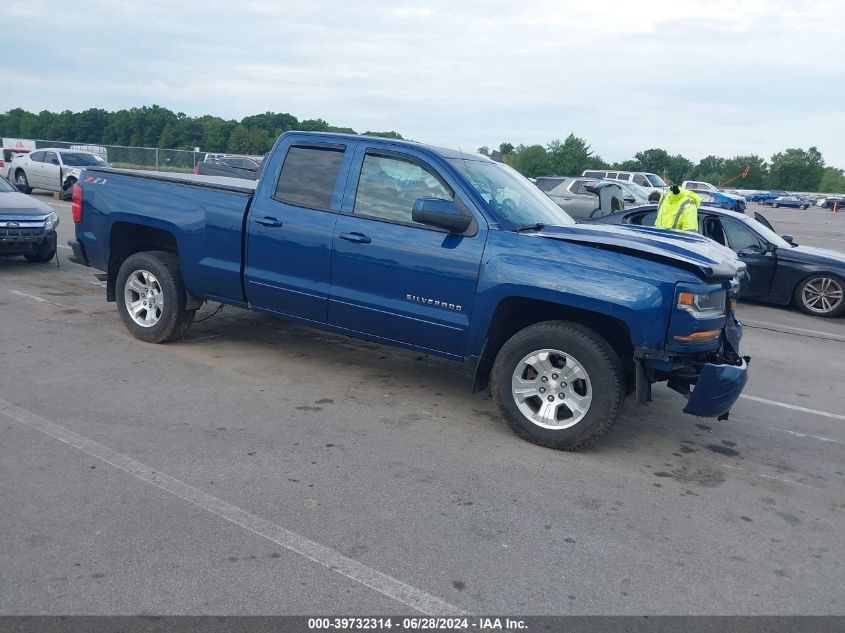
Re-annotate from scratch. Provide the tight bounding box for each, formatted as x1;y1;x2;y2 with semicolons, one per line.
2;0;843;165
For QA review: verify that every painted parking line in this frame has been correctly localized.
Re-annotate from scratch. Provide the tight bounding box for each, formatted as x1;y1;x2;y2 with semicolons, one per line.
739;394;845;422
0;397;466;616
742;319;845;343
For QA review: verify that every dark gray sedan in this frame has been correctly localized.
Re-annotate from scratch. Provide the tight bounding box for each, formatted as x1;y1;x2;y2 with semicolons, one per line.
0;175;59;262
588;204;845;317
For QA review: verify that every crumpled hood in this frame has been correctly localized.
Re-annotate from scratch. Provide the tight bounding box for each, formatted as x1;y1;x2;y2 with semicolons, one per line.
0;191;53;217
533;224;745;281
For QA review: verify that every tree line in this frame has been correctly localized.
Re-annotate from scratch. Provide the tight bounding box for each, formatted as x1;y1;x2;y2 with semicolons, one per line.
1;106;843;192
479;135;845;193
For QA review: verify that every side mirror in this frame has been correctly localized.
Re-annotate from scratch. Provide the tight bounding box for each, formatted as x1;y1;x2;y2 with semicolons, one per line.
14;183;28;193
412;198;471;233
781;235;794;245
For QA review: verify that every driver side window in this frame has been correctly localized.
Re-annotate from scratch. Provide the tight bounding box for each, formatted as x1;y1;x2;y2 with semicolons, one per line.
354;153;452;227
721;218;764;252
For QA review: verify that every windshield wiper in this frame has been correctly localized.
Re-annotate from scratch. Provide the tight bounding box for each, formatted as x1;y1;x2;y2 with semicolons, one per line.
511;223;545;233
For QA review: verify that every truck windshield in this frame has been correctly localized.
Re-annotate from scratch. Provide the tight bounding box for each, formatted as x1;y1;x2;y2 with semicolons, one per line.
450;158;575;227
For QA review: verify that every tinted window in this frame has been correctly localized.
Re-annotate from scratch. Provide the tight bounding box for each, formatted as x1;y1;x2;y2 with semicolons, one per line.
721;218;764;251
274;146;345;210
572;181;593;195
647;174;667;187
355;153;451;226
583;171;604;178
43;152;58;165
633;174;648;186
535;178;564;192
606;172;618;179
30;151;45;163
615;173;631;181
632;211;658;226
60;152;106;166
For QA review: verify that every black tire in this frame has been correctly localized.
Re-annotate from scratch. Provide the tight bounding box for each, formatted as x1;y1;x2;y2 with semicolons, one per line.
491;321;625;450
14;169;32;194
772;202;780;208
115;251;196;343
61;177;77;200
800;205;808;210
24;237;57;263
794;274;845;318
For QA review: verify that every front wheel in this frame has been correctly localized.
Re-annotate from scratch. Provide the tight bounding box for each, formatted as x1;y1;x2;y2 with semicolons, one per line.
15;170;32;194
491;321;625;450
116;251;196;342
772;203;780;208
795;274;845;317
800;204;808;210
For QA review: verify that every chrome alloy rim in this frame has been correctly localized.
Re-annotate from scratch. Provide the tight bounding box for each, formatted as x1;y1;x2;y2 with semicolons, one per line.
511;349;592;429
802;277;843;314
124;269;164;327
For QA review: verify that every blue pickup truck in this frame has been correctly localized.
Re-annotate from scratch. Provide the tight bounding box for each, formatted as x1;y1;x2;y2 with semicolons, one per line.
68;131;748;450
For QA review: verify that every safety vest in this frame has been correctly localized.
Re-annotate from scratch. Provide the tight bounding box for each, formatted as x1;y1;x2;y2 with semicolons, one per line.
655;188;701;232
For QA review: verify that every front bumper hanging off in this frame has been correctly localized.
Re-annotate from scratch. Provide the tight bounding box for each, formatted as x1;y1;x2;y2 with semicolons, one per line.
682;357;748;419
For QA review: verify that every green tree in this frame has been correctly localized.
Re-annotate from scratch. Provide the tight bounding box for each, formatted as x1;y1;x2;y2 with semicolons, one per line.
506;144;550;178
818;167;845;193
476;146;490;156
694;155;726;182
665;154;695;185
722;155;769;189
498;142;515;157
363;130;404;139
547;134;607;176
227;125;250;154
769;147;825;190
633;148;670;177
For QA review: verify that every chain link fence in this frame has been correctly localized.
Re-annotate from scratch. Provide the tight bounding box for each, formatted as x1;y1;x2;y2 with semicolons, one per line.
34;140;205;173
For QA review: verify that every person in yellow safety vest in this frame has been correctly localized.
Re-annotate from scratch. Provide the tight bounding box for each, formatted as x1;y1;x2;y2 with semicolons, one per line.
654;185;702;232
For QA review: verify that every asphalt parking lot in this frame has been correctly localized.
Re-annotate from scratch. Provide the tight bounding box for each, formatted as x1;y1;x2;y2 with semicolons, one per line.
1;197;843;615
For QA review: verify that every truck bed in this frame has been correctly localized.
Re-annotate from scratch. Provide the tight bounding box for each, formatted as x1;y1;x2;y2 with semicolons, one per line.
84;167;258;194
78;166;254;305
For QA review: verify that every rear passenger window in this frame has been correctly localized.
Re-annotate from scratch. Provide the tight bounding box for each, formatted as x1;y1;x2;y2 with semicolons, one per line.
30;151;45;163
274;145;345;210
354;153;452;226
633;174;648;186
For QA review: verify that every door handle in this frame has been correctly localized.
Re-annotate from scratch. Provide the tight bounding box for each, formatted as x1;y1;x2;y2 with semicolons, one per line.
254;216;283;228
338;232;371;244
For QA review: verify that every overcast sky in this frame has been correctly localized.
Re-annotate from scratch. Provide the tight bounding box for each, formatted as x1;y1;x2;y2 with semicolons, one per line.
2;0;844;166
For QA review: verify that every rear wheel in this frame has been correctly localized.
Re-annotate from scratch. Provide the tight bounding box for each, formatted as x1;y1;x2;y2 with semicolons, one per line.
800;204;808;210
15;170;31;194
491;321;625;450
795;274;845;317
116;251;196;342
772;202;780;208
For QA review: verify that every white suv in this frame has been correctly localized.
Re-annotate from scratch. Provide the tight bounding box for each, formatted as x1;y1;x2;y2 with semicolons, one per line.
582;170;667;196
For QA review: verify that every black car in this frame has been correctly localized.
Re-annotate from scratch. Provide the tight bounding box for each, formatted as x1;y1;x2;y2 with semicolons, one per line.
196;155;263;180
0;175;58;262
588;204;845;317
